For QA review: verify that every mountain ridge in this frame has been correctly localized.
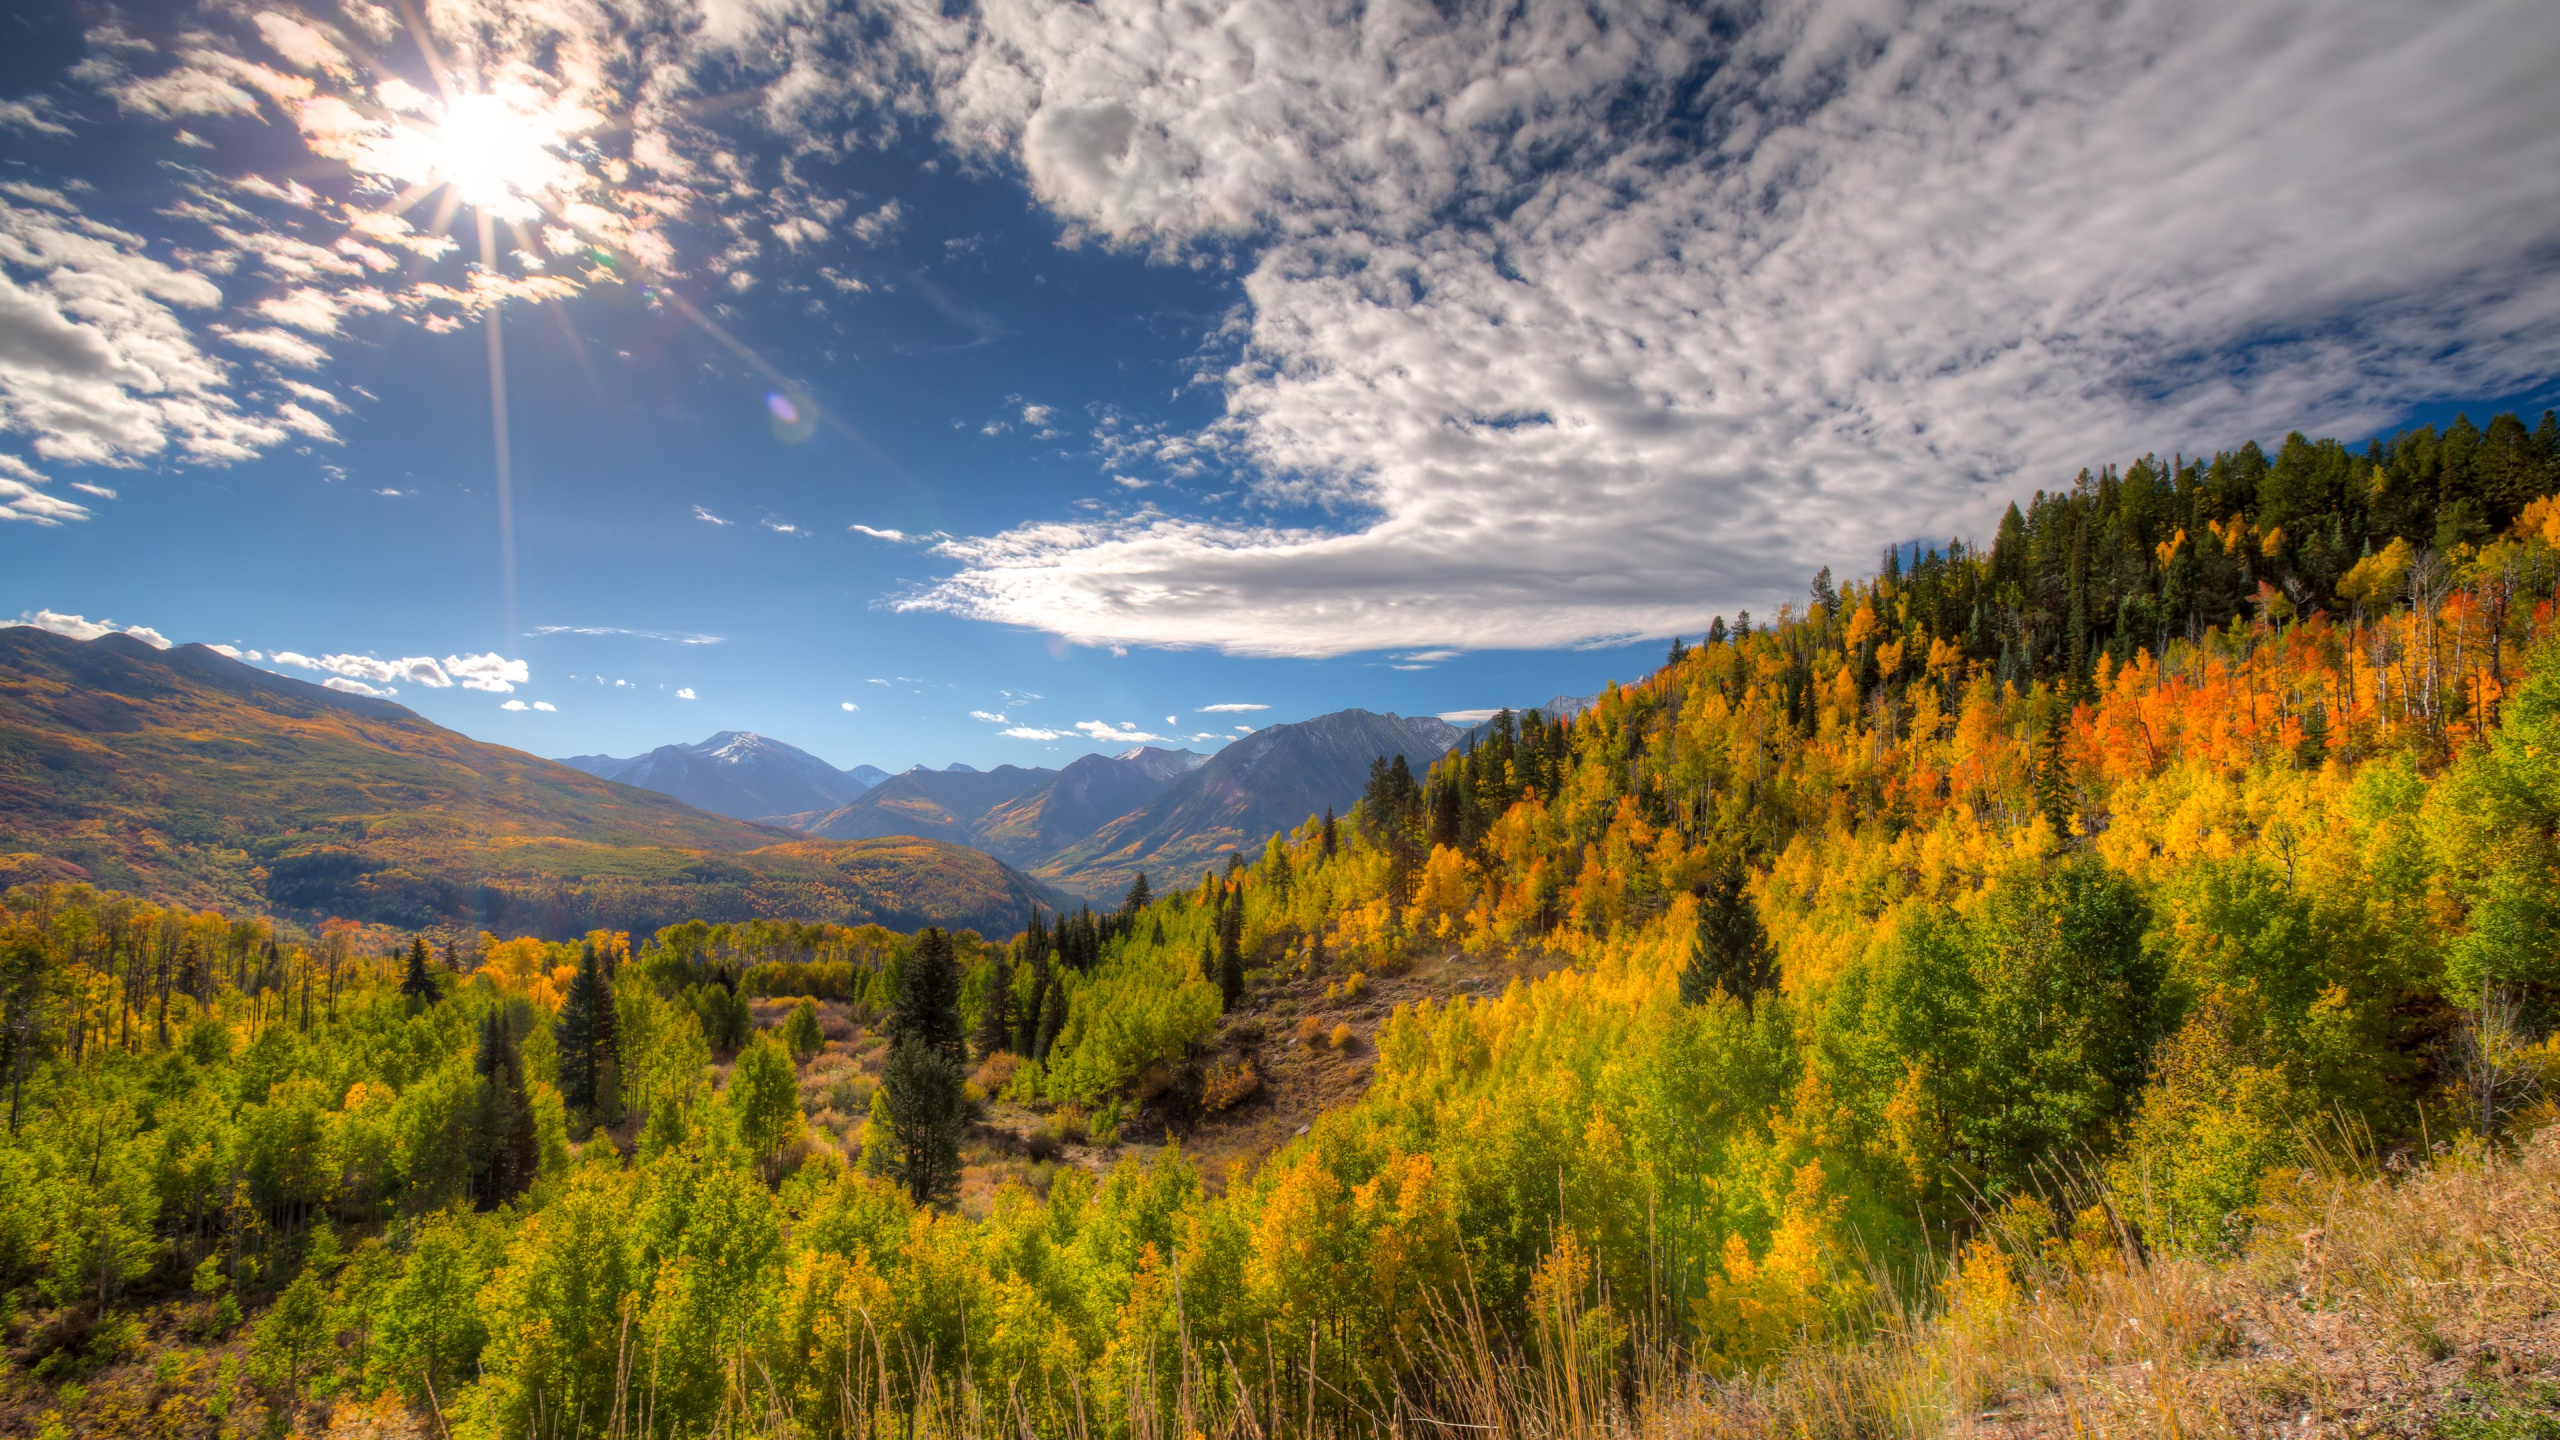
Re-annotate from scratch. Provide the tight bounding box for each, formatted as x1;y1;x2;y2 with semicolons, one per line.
0;628;1062;939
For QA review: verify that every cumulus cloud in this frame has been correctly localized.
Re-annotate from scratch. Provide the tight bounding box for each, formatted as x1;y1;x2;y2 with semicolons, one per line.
500;698;529;711
970;710;1007;723
8;609;171;647
873;0;2560;655
534;700;557;712
324;676;392;698
1003;726;1064;740
840;701;858;711
443;653;529;693
1198;703;1267;713
676;686;698;699
1074;720;1166;744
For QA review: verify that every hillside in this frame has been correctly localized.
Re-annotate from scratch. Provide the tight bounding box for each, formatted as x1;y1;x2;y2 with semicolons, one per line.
0;628;1057;938
790;763;1061;849
1032;708;1462;892
558;731;882;821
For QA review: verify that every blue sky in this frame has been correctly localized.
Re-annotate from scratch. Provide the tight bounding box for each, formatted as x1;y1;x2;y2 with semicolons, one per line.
2;0;2556;772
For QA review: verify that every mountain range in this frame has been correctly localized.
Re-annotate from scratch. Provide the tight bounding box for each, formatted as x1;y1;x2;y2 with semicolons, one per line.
570;711;1465;898
0;628;1059;939
558;732;887;822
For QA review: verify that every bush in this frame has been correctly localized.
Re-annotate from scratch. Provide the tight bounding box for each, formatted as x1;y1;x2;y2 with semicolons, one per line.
1296;1015;1326;1047
1200;1060;1260;1113
1329;1023;1355;1051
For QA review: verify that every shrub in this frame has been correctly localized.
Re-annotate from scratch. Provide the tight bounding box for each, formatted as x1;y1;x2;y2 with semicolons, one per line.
1296;1015;1326;1046
1200;1060;1260;1113
1329;1023;1355;1051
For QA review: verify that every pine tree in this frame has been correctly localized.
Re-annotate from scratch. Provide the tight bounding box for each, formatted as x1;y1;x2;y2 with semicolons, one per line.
1120;871;1152;920
1321;807;1337;858
880;1036;964;1207
888;928;964;1058
555;942;620;1121
400;935;435;1003
1033;975;1066;1061
881;926;969;1205
471;1008;538;1208
1681;864;1775;1012
971;955;1013;1059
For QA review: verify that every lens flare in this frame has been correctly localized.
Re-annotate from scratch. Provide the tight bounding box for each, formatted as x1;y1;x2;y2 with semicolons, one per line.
355;86;593;223
768;390;817;443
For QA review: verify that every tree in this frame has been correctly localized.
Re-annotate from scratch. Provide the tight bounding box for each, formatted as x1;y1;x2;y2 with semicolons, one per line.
472;1008;539;1209
253;1267;330;1409
879;1036;965;1207
1216;886;1245;1008
730;1033;804;1180
1120;871;1153;921
971;957;1012;1059
1681;865;1774;1011
400;934;436;1004
555;942;621;1123
783;997;825;1061
887;927;964;1059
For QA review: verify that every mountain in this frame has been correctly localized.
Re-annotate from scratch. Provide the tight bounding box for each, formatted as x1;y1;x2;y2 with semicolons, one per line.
1035;710;1463;895
974;747;1210;862
0;627;1060;939
558;730;879;821
789;763;1060;848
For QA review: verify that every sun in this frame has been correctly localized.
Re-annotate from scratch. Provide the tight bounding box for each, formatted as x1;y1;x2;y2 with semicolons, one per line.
363;86;590;224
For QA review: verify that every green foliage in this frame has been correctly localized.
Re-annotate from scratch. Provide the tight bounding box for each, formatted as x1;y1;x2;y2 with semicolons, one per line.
727;1034;803;1178
782;996;824;1061
877;1037;964;1207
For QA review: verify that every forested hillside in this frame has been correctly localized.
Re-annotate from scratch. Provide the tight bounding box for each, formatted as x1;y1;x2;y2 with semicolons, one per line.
4;411;2558;1439
0;631;1058;939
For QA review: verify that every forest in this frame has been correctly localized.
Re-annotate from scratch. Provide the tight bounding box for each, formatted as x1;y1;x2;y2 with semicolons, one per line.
3;410;2559;1437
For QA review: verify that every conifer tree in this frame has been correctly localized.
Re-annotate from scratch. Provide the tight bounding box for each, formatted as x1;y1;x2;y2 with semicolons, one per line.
471;1008;538;1208
1033;974;1066;1061
400;935;435;1003
881;925;968;1206
1681;864;1775;1012
1119;871;1152;921
1321;807;1337;858
784;997;825;1061
555;942;621;1122
972;954;1013;1059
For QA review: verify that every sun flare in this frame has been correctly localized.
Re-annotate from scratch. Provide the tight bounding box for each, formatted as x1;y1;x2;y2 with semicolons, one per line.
362;87;592;224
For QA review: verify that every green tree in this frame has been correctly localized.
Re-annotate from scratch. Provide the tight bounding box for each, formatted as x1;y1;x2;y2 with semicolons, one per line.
879;1036;965;1207
554;942;621;1123
887;927;964;1059
399;934;436;1004
253;1267;330;1409
729;1033;804;1180
372;1212;486;1404
971;955;1013;1059
1681;864;1774;1011
472;1008;539;1209
783;996;825;1061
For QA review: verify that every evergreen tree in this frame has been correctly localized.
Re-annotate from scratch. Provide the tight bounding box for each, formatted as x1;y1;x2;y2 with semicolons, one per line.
400;934;435;1003
879;1035;964;1207
1033;974;1067;1061
1217;907;1245;1010
1321;807;1337;858
555;941;620;1121
471;1008;538;1208
880;925;969;1204
1681;865;1775;1012
972;955;1013;1059
1119;871;1152;920
887;928;964;1058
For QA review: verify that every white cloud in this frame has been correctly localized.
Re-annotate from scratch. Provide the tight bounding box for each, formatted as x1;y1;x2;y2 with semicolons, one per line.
217;326;329;369
1438;708;1502;725
206;643;241;658
693;506;733;526
1164;715;1177;726
970;710;1007;724
849;524;908;541
761;517;802;535
71;482;117;499
676;686;698;699
840;701;858;711
1021;404;1051;426
274;651;449;686
8;609;171;647
1199;703;1267;713
880;0;2560;656
528;625;723;644
534;700;557;712
1232;725;1253;734
324;676;392;698
1003;726;1064;740
1074;720;1166;744
500;698;529;711
443;652;529;693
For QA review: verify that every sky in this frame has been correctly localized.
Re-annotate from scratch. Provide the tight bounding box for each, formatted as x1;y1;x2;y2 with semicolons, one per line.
1;0;2556;773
